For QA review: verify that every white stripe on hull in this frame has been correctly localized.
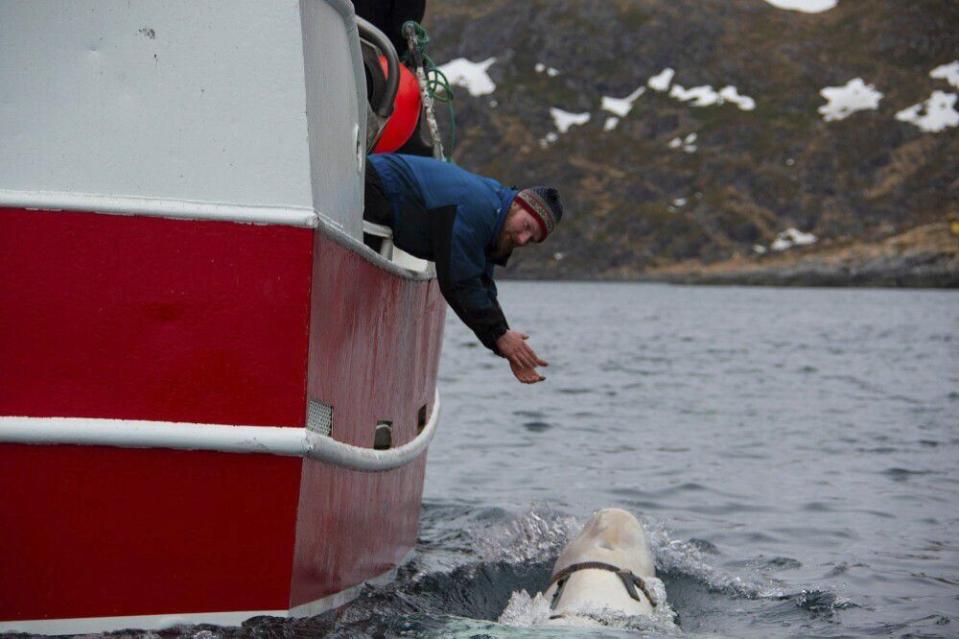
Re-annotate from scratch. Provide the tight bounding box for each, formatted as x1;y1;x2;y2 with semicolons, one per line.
0;391;439;473
0;189;321;228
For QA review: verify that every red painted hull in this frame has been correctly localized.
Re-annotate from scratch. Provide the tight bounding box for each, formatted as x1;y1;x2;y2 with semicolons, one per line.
0;208;444;627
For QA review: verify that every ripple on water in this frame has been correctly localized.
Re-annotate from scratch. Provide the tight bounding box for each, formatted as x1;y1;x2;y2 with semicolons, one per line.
512;410;544;419
571;410;598;418
881;467;937;482
686;501;775;516
652;482;711;497
763;556;803;571
802;501;838;513
522;421;552;433
687;537;720;554
607;486;654;499
858;446;898;454
556;387;592;395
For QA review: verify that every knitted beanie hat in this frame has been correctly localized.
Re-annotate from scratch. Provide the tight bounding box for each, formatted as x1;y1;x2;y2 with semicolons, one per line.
514;187;564;240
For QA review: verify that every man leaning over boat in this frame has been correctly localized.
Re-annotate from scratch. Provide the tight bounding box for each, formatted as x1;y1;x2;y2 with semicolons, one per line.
364;153;564;384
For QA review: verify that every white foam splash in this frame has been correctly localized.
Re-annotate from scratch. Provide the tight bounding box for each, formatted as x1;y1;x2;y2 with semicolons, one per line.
604;117;620;132
818;78;883;121
930;60;959;88
550;107;591;134
438;57;497;96
497;590;553;626
896;90;959;133
499;590;678;632
646;522;785;599
762;0;838;12
771;228;817;251
475;507;578;564
648;68;675;92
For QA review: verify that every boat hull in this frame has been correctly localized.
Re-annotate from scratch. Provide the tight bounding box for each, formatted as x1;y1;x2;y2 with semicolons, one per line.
0;207;445;630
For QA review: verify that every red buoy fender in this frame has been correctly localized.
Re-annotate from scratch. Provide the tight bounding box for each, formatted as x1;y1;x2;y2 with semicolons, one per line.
373;57;422;153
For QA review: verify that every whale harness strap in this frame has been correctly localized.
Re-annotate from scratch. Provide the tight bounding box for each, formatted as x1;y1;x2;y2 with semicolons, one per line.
548;561;658;611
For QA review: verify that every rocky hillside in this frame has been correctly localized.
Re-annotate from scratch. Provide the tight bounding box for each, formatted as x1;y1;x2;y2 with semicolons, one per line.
420;0;959;284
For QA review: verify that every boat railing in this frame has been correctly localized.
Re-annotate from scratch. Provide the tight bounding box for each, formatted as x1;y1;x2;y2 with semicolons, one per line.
362;219;431;273
0;391;440;473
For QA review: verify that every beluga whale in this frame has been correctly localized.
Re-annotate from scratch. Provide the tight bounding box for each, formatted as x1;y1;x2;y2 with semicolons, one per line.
500;508;673;629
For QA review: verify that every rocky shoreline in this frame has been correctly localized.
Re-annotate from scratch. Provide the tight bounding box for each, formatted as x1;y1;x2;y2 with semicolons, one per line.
504;223;959;288
642;223;959;287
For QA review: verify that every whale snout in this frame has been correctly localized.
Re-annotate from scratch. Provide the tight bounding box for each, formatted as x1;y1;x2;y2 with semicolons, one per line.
583;508;649;553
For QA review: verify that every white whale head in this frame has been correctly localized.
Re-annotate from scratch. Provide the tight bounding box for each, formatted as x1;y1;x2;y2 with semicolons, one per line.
543;508;659;622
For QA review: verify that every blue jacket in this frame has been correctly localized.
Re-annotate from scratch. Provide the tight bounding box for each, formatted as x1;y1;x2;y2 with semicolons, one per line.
367;154;518;352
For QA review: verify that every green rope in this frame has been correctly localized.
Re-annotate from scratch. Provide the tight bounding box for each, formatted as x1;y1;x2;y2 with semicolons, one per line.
402;21;456;157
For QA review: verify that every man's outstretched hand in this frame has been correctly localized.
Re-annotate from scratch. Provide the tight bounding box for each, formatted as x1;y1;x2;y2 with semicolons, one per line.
496;330;548;384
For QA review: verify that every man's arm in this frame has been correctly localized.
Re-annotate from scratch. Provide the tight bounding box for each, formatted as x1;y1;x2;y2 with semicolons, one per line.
438;273;508;352
431;204;548;384
439;274;548;384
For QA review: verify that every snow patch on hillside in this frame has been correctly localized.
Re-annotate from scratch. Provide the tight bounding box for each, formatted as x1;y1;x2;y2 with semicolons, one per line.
818;78;882;121
895;91;959;133
771;228;817;251
930;61;959;89
670;84;721;107
601;86;646;130
719;86;757;111
669;84;757;110
648;68;755;111
550;108;591;133
438;57;497;96
540;108;590;147
669;133;698;153
762;0;837;12
535;63;560;77
648;68;675;92
602;87;646;117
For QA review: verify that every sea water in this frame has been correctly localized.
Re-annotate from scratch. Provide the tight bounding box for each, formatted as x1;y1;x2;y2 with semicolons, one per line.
123;283;959;638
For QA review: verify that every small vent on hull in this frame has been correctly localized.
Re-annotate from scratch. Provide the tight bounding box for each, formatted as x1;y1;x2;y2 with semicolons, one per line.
374;421;392;450
418;404;428;433
307;401;333;436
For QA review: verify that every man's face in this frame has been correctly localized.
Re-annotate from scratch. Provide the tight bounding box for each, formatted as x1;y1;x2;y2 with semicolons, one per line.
494;204;544;258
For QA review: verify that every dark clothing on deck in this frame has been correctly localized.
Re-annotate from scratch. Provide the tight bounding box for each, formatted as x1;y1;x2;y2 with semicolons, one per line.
365;153;518;353
351;0;426;55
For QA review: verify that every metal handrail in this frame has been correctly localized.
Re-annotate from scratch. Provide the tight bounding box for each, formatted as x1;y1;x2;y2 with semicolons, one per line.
355;16;399;120
0;390;440;473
